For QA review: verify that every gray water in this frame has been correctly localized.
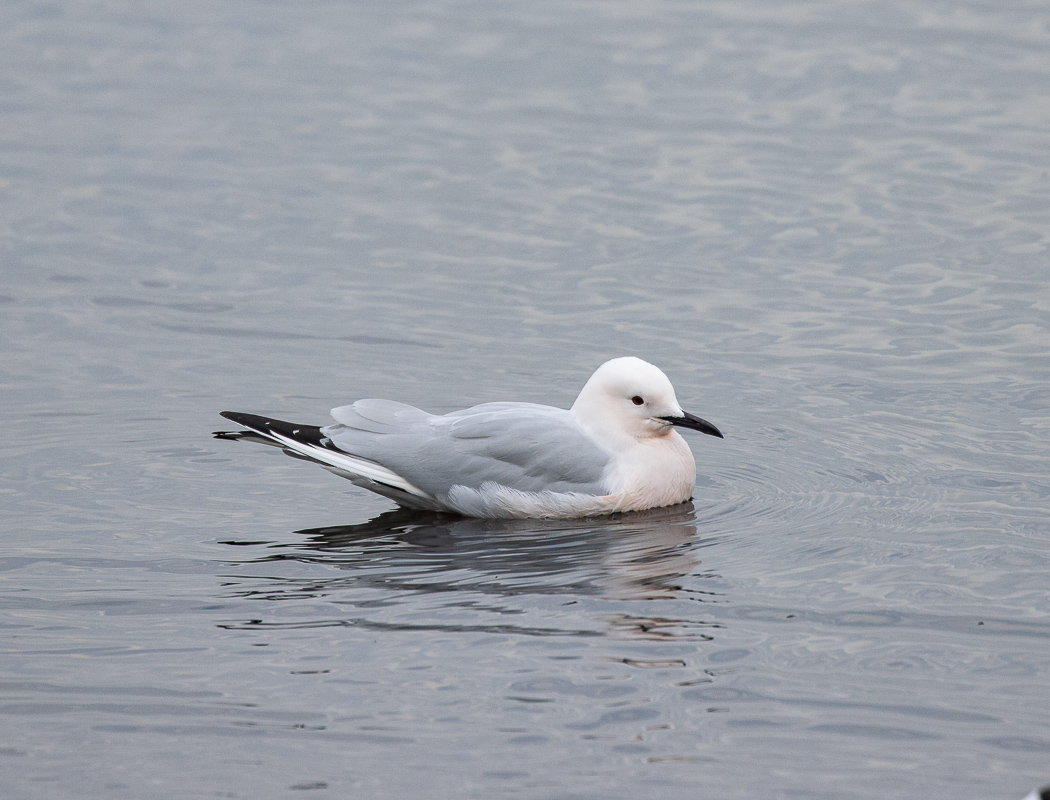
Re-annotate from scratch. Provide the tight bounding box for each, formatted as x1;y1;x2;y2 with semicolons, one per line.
2;1;1049;798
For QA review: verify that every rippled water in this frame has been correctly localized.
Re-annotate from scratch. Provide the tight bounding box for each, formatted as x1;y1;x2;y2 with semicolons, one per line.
2;0;1049;798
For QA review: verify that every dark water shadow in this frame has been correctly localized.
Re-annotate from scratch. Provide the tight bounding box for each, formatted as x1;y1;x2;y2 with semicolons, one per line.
217;504;728;639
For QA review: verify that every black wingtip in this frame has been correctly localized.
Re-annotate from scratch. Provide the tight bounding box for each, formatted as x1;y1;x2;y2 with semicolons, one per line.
215;411;334;450
218;411;287;431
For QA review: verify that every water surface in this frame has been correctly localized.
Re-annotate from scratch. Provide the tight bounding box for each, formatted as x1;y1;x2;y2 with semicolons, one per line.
2;1;1048;798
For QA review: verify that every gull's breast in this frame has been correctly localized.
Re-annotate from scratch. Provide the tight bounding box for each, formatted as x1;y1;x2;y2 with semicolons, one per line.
603;431;698;512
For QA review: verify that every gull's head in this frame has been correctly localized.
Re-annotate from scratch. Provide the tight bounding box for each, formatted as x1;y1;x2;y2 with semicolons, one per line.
571;357;723;444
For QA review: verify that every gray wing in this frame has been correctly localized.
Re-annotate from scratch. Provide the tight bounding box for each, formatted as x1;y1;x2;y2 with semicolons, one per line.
322;400;611;499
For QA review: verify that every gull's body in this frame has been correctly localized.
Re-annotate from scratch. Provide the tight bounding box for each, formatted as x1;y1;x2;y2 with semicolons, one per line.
214;357;723;519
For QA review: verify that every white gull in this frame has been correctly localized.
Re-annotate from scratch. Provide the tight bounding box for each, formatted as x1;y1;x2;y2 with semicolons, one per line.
214;356;723;519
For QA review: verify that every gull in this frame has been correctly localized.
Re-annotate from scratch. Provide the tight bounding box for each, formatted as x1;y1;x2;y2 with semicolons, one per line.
213;356;723;519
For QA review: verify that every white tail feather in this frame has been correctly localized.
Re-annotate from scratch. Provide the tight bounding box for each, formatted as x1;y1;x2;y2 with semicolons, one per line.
264;429;433;502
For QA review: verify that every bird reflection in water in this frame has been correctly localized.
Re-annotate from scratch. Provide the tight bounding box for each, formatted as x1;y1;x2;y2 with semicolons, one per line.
219;503;725;642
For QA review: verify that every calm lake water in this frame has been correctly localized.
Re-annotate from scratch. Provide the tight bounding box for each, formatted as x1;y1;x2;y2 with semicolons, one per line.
2;1;1048;798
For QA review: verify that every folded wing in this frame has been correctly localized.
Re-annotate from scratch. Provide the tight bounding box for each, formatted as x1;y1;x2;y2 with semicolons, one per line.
322;400;611;500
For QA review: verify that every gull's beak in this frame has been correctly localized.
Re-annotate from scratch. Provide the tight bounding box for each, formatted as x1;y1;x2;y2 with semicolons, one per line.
659;411;724;439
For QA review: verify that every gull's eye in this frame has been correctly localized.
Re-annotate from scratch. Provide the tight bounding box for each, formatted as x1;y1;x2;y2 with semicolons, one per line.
631;396;644;406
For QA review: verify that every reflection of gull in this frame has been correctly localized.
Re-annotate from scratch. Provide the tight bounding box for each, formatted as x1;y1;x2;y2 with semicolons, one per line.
224;505;723;606
214;357;722;518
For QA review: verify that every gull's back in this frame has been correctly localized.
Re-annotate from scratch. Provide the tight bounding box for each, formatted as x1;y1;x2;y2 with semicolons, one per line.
322;399;611;500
